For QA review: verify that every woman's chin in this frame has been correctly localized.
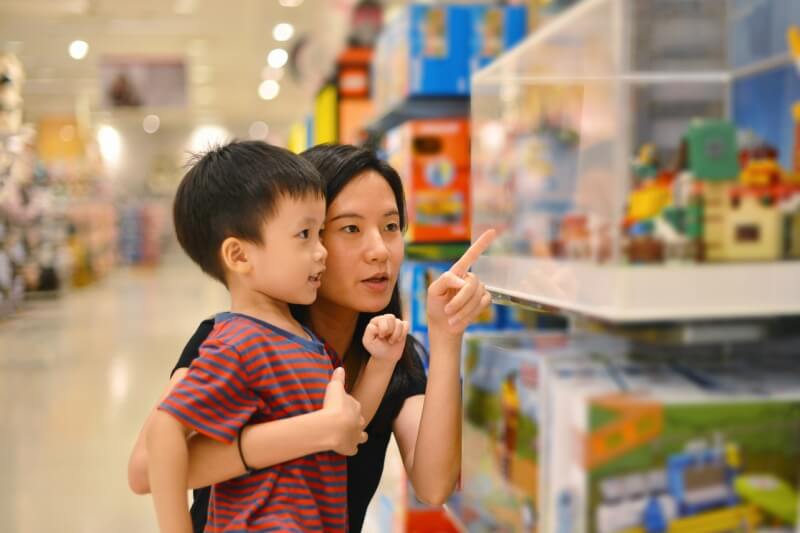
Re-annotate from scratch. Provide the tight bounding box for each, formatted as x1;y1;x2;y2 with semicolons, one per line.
358;294;393;313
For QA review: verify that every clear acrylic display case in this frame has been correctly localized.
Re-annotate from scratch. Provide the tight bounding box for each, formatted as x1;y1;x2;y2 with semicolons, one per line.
471;0;800;322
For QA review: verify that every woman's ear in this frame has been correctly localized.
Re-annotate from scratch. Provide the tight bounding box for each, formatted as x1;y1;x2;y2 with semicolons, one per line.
220;237;252;275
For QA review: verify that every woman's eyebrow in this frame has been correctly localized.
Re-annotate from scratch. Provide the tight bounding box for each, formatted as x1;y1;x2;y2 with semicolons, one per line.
328;212;363;222
329;209;399;222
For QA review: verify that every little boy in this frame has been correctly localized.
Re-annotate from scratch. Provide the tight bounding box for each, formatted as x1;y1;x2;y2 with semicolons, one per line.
147;141;408;533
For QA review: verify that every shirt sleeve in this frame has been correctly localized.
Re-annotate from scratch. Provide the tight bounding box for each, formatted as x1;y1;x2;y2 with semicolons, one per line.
160;338;264;443
171;318;216;377
404;338;428;399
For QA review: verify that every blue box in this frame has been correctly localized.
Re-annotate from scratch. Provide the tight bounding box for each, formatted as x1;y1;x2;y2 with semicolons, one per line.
374;5;473;112
469;5;528;75
400;260;504;336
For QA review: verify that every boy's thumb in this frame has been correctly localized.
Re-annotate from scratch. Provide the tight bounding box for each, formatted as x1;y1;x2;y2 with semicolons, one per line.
330;366;345;384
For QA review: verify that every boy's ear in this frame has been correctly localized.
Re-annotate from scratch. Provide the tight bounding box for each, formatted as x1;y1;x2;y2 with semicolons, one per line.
220;237;252;274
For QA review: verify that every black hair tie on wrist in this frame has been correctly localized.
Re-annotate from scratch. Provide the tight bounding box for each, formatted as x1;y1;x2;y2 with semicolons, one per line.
237;426;256;473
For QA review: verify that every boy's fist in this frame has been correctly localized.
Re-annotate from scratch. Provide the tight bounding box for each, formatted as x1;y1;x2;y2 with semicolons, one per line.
362;314;409;365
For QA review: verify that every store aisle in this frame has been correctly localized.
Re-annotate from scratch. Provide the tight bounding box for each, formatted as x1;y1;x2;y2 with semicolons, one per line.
0;253;228;533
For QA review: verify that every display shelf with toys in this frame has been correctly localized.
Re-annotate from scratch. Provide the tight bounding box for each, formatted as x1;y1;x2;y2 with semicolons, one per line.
453;331;800;533
0;54;83;315
470;0;800;322
365;3;527;144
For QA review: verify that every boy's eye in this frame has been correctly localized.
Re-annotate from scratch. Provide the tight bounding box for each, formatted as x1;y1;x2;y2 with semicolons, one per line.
319;227;325;237
342;225;359;234
298;229;310;239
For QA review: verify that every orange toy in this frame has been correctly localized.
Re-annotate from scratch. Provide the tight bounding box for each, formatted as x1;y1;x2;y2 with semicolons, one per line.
386;118;471;243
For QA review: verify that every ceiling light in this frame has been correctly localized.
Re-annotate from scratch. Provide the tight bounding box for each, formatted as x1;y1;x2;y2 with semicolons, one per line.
189;125;230;153
258;80;280;101
261;66;284;81
97;125;122;165
279;0;303;6
174;0;196;14
191;64;212;84
267;48;288;69
249;121;269;140
143;114;161;134
69;40;89;60
273;23;295;42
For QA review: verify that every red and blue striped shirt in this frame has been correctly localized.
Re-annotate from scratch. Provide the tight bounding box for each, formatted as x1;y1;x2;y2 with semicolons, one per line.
160;312;347;532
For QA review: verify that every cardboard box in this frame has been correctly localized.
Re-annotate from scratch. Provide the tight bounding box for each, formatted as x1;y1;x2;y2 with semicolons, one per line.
469;5;528;76
386;118;471;243
373;5;472;112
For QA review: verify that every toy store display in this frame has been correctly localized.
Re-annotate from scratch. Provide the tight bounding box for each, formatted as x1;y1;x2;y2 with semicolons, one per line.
456;332;800;533
457;331;574;532
541;348;800;533
0;55;81;315
118;201;169;266
337;47;374;146
372;4;527;119
470;0;800;322
386;118;471;244
63;201;117;287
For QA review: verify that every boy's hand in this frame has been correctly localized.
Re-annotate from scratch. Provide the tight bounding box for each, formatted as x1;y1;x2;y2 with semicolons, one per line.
322;367;367;456
362;314;409;366
427;229;495;336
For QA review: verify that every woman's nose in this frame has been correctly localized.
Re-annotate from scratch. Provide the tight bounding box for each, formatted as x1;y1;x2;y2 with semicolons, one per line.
364;230;389;263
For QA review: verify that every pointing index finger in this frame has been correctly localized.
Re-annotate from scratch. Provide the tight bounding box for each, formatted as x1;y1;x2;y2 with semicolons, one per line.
450;229;496;278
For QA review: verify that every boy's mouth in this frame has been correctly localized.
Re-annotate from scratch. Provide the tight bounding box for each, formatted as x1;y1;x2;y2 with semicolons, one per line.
308;272;323;282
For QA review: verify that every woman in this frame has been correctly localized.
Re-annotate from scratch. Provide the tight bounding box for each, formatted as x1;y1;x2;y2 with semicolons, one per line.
128;144;493;532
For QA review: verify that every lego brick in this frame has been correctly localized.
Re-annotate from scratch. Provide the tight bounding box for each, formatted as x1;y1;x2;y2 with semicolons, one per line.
687;120;740;182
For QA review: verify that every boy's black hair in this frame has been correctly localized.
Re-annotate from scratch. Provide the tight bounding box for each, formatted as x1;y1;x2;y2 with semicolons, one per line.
173;140;324;285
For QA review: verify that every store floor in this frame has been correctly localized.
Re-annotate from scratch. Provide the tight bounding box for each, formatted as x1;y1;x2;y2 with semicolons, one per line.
0;252;396;533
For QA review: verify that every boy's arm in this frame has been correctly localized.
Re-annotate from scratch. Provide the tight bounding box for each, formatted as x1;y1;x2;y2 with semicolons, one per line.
146;410;193;533
131;369;367;493
355;314;410;424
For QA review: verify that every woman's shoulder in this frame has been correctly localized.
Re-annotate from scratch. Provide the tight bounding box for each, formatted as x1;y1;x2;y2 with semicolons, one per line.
171;317;216;376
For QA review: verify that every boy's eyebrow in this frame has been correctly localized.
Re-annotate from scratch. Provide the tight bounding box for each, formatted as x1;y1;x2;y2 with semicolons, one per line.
329;209;399;222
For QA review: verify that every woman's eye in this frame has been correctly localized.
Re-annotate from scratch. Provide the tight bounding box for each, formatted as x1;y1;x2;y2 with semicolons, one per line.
298;229;310;239
385;222;400;232
342;225;359;234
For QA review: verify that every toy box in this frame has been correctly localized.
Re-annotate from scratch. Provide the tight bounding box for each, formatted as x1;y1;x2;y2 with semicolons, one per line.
459;332;570;533
470;5;528;76
541;356;800;533
470;0;800;321
373;5;472;113
386;118;471;243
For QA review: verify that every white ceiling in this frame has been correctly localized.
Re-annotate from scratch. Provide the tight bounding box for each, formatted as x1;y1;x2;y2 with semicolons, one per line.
0;0;360;135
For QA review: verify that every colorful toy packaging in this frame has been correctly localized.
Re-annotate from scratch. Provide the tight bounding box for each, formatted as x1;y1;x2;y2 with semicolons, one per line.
386;118;471;243
540;348;800;533
373;4;473;112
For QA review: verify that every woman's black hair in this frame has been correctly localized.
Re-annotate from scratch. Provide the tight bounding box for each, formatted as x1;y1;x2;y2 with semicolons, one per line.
295;143;426;395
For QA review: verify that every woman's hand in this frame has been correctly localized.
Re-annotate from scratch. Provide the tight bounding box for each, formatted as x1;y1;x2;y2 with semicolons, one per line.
362;314;410;366
426;229;496;336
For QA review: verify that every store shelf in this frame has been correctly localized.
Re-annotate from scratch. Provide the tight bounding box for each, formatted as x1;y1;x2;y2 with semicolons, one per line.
405;242;470;261
365;96;470;140
475;257;800;323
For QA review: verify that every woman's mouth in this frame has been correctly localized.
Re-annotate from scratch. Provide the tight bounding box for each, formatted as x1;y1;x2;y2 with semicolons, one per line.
361;274;389;292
